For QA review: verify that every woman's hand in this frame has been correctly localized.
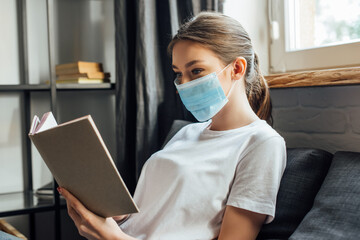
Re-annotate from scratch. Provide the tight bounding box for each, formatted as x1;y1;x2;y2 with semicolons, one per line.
58;187;126;240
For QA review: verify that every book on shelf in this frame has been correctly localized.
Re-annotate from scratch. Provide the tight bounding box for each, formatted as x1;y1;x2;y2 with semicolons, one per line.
46;78;111;84
29;112;139;217
55;61;103;75
35;182;53;196
54;61;111;84
34;182;65;202
57;72;111;80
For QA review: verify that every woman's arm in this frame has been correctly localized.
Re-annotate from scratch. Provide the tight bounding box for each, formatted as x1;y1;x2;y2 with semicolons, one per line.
60;186;265;240
218;206;266;240
59;187;139;240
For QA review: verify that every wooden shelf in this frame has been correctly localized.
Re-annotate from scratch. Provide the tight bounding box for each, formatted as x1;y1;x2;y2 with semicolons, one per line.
266;67;360;88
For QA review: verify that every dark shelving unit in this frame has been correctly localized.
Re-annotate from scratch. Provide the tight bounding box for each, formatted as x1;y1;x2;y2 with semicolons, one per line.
0;0;117;239
0;85;50;91
0;83;115;92
0;191;67;218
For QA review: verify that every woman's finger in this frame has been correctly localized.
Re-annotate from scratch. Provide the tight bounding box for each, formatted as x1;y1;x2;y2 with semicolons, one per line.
58;187;122;239
66;200;81;226
59;187;90;218
60;187;81;224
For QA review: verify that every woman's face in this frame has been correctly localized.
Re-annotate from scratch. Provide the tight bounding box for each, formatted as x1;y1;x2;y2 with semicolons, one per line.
172;40;232;90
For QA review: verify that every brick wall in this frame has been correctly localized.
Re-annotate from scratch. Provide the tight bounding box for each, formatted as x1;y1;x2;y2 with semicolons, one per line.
270;85;360;153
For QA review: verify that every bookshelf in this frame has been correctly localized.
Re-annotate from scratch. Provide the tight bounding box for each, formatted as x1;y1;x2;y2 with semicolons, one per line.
0;0;116;239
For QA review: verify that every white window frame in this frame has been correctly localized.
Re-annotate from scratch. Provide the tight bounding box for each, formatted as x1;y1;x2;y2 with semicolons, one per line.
269;0;360;73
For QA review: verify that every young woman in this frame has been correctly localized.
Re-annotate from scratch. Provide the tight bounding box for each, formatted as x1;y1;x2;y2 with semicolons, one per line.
59;12;286;240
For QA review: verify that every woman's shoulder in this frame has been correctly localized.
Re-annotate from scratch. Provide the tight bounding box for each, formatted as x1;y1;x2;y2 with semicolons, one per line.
223;119;285;159
247;120;285;147
239;120;286;158
221;119;284;143
252;120;284;141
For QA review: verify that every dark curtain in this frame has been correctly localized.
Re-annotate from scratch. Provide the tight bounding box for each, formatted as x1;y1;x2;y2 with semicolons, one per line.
114;0;222;193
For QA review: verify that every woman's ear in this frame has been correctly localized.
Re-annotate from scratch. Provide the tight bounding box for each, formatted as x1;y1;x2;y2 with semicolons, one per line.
232;57;247;80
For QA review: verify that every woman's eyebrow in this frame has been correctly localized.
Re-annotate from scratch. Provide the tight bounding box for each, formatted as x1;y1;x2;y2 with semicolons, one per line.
172;60;204;70
185;60;204;68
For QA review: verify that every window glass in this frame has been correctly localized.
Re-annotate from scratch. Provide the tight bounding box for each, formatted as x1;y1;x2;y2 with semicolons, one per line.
287;0;360;51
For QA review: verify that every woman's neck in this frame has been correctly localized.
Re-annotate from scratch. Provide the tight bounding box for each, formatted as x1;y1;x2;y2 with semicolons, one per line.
209;85;259;131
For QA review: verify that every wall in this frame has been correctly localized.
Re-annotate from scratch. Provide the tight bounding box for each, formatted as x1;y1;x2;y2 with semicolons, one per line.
0;0;24;194
223;0;270;75
0;0;21;84
271;85;360;153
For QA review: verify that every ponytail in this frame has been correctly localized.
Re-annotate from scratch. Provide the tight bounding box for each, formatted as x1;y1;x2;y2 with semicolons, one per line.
246;53;273;125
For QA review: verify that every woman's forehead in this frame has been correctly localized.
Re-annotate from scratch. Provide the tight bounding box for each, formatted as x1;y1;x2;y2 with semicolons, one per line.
172;41;220;67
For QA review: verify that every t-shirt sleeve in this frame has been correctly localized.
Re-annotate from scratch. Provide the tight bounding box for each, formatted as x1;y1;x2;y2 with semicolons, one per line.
226;136;286;224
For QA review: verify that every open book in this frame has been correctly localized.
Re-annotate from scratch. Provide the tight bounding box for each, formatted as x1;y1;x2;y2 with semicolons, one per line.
29;112;139;217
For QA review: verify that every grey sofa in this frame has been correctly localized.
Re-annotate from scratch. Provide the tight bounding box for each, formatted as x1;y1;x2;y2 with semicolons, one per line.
164;120;360;240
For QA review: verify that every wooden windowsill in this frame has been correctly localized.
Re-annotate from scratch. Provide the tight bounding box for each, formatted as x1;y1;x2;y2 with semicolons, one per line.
266;67;360;88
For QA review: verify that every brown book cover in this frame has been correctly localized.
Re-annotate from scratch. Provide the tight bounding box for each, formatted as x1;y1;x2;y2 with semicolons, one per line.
55;61;104;75
29;113;139;218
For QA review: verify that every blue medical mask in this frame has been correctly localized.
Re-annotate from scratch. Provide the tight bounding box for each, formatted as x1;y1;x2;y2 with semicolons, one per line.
174;64;235;122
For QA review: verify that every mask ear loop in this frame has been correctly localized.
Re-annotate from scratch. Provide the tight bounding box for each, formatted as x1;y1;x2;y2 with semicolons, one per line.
217;63;231;75
217;63;237;98
226;79;238;98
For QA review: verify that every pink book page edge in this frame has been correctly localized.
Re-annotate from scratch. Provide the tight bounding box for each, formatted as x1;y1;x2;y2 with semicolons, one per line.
34;112;51;133
29;115;40;135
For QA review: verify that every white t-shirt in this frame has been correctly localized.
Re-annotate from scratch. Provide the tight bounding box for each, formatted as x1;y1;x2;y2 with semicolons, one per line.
120;118;286;240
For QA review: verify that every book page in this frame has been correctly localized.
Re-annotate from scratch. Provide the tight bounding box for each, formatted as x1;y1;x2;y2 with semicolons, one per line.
30;115;40;134
35;112;58;133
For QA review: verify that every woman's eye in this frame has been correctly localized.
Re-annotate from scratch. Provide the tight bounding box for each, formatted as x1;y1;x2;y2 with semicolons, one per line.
192;69;203;75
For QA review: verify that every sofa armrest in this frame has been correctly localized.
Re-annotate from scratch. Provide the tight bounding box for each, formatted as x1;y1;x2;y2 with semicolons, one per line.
161;120;192;149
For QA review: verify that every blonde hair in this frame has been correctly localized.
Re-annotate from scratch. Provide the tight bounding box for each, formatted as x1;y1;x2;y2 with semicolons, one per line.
168;12;272;124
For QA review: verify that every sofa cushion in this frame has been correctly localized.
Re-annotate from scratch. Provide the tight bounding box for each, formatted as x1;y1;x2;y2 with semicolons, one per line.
289;151;360;240
257;148;333;239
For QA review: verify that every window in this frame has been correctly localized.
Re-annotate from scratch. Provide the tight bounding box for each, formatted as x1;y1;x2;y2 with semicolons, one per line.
270;0;360;73
287;0;360;51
